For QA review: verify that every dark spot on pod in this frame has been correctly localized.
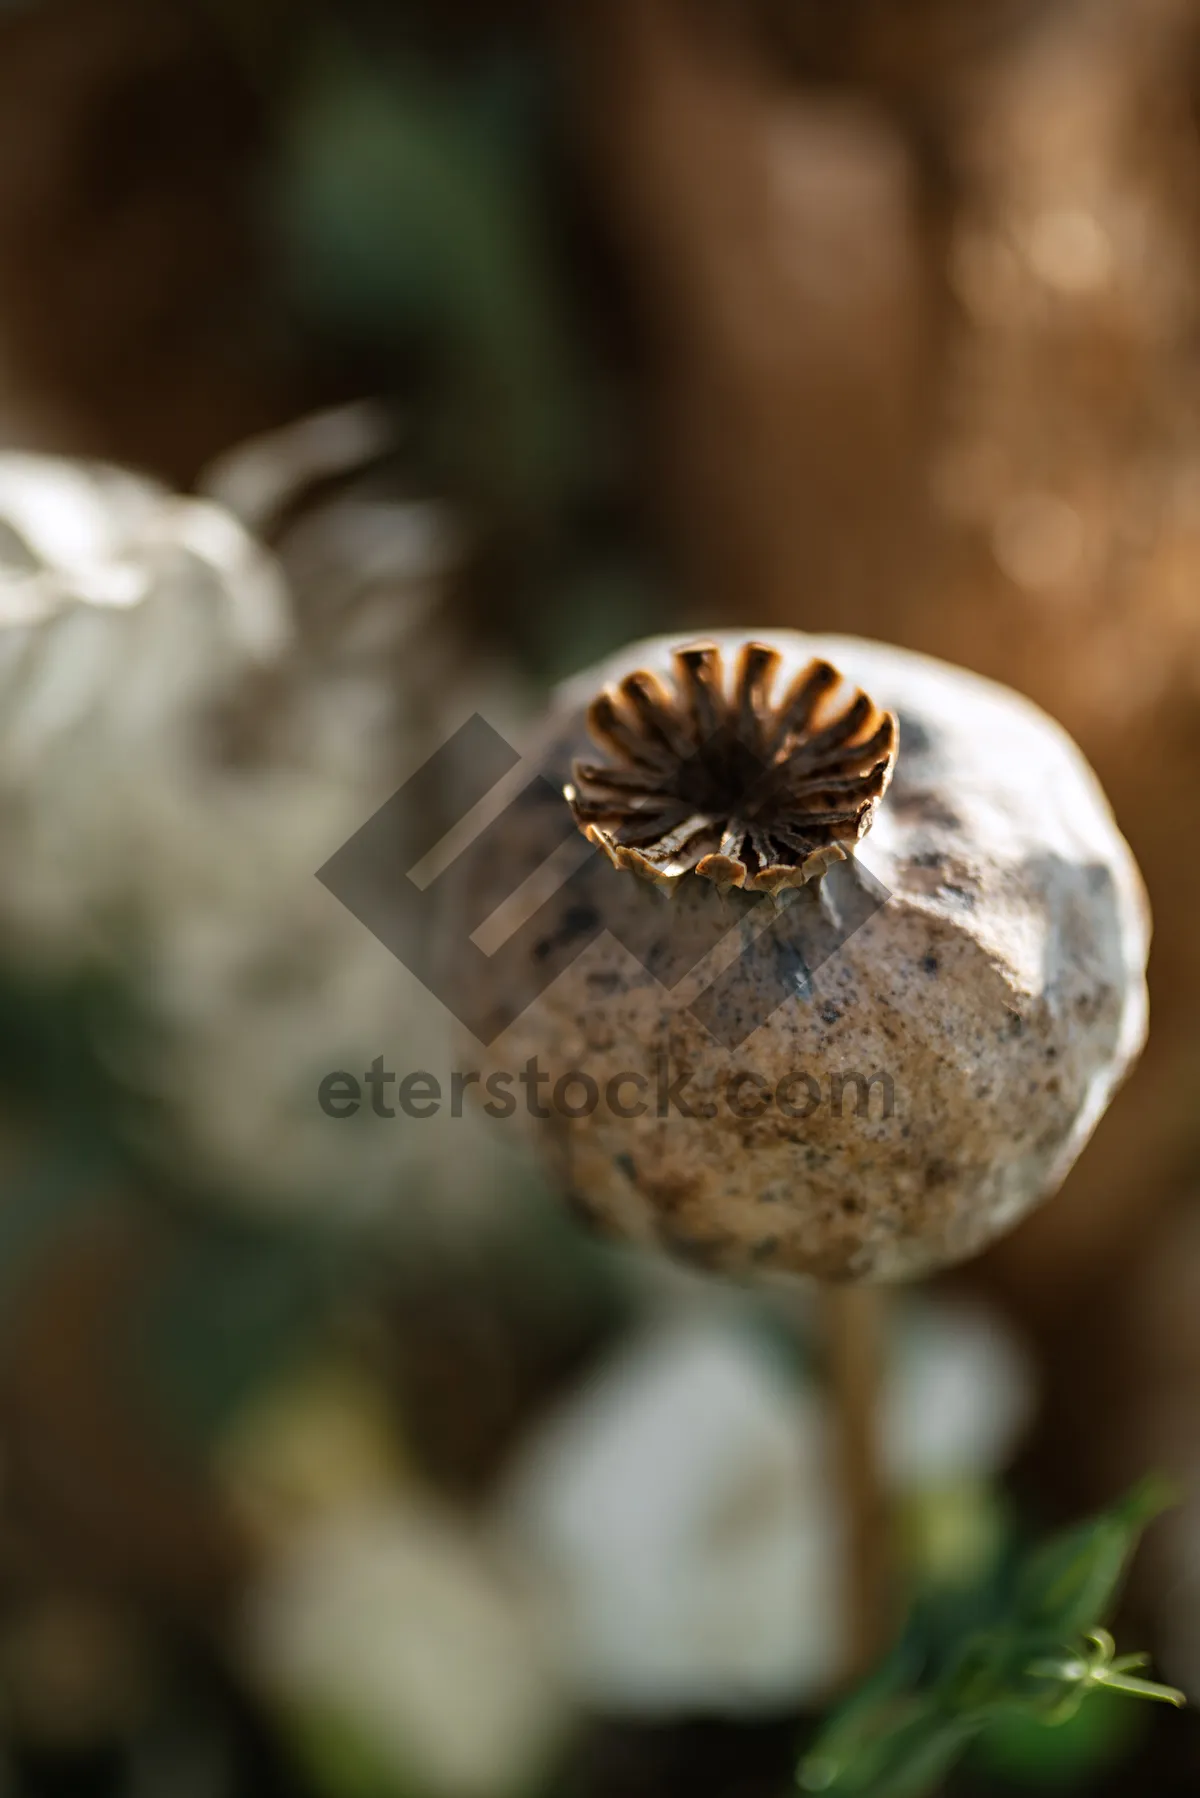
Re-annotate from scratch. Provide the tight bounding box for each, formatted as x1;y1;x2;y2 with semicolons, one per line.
891;789;962;830
659;1220;735;1268
893;712;931;756
642;1170;701;1215
564;1187;611;1233
533;901;603;962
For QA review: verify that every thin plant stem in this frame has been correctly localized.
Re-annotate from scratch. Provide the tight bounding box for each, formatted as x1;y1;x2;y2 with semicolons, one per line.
824;1281;892;1682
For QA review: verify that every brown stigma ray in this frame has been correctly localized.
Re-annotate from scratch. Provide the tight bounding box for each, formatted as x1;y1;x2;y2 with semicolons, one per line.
564;640;898;895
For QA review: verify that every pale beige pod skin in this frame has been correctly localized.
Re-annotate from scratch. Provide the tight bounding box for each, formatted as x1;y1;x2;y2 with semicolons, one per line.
456;631;1149;1284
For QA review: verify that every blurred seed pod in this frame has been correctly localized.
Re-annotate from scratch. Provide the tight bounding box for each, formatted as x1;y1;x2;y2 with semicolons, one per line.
0;419;521;1216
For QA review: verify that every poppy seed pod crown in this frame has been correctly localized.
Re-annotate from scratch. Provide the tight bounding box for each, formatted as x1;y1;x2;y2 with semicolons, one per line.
452;631;1149;1284
566;639;897;894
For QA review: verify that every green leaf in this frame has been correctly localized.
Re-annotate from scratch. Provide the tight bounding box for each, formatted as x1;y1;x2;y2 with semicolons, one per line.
1014;1477;1176;1637
800;1700;978;1798
969;1683;1146;1789
796;1480;1182;1798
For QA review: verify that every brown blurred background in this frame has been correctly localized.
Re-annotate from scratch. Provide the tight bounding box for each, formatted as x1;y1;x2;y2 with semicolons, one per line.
2;1;1200;1794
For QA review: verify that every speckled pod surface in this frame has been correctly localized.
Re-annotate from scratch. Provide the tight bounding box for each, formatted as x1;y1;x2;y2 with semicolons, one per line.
453;631;1149;1284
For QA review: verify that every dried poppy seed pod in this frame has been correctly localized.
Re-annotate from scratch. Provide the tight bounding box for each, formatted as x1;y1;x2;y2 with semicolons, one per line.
457;631;1149;1283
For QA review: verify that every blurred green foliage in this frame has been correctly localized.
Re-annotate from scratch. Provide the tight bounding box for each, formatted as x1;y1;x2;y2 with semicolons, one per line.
797;1480;1183;1798
278;39;586;525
